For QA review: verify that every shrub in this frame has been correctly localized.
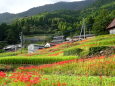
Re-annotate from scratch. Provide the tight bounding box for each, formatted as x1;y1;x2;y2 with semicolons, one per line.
64;48;83;56
88;46;110;56
0;49;5;53
0;42;7;49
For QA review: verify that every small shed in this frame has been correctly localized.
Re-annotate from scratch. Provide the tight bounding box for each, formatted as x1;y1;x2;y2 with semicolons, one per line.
107;18;115;34
28;44;44;53
44;43;51;48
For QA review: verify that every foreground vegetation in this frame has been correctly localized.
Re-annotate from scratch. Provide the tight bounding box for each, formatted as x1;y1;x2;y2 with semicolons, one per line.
0;74;115;86
0;56;76;64
0;55;115;86
0;34;115;86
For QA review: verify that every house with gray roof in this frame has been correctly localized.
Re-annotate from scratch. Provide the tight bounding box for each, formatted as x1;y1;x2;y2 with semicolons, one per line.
107;18;115;34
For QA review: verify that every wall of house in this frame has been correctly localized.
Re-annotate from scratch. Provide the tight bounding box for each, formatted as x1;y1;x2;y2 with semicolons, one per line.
110;28;115;34
28;45;34;53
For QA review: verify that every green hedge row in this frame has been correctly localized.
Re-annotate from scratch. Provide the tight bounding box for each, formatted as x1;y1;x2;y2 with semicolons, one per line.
88;46;110;55
0;52;19;57
0;49;5;53
64;48;83;56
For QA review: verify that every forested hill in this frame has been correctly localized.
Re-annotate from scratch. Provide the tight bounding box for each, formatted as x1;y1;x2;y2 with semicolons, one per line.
0;0;115;45
13;0;115;35
92;0;115;7
0;0;96;23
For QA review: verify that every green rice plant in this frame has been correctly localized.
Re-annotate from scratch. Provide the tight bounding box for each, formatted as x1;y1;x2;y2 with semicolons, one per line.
0;49;27;57
0;56;76;65
0;52;19;57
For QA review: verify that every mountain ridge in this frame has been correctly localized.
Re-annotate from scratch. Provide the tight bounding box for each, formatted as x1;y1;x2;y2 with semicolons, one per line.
0;0;96;23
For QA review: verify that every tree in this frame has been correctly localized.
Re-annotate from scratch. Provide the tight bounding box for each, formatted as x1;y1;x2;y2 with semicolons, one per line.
0;23;8;41
92;9;109;35
5;25;20;44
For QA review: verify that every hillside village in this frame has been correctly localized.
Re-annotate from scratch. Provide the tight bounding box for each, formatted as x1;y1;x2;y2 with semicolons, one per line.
0;0;115;86
2;18;115;53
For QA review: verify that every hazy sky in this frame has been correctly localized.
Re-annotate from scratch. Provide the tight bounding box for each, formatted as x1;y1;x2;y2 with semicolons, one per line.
0;0;83;14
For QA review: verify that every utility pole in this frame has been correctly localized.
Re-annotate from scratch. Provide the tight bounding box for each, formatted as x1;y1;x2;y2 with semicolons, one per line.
20;32;24;53
79;18;86;40
83;18;86;39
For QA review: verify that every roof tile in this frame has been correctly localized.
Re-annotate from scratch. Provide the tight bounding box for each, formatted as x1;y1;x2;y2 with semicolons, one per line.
107;18;115;29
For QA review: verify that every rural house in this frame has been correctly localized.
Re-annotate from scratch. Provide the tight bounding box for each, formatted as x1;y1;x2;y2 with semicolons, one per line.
50;36;65;46
28;44;44;53
44;43;51;48
107;18;115;34
3;44;21;51
73;34;95;41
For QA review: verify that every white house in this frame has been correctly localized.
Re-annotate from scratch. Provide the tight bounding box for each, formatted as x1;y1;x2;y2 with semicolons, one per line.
3;44;21;51
28;44;44;53
44;43;51;48
107;18;115;34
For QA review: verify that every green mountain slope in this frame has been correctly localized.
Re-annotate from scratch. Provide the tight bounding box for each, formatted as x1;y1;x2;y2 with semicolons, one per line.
0;0;96;24
13;0;115;35
0;0;115;44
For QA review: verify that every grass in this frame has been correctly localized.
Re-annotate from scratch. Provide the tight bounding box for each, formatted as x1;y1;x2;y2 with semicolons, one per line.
16;55;115;76
63;35;115;56
39;75;115;86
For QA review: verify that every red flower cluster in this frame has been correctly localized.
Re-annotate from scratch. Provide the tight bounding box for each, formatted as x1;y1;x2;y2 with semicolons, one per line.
18;56;109;71
0;71;6;78
10;71;41;85
52;82;67;86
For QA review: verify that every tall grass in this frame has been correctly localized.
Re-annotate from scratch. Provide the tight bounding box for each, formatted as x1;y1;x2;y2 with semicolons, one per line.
39;75;115;86
34;55;115;76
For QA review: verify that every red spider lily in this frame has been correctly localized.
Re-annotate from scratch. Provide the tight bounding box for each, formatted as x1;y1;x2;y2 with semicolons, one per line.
30;77;41;84
0;71;6;78
52;82;67;86
17;56;108;71
62;83;67;86
10;71;41;85
99;75;103;80
57;82;61;86
44;78;48;80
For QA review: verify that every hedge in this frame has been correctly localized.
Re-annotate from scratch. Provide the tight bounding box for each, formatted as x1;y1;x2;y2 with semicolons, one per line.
88;46;110;55
64;48;83;56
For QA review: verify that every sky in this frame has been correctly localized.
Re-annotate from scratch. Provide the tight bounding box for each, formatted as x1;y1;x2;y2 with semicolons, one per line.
0;0;83;14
